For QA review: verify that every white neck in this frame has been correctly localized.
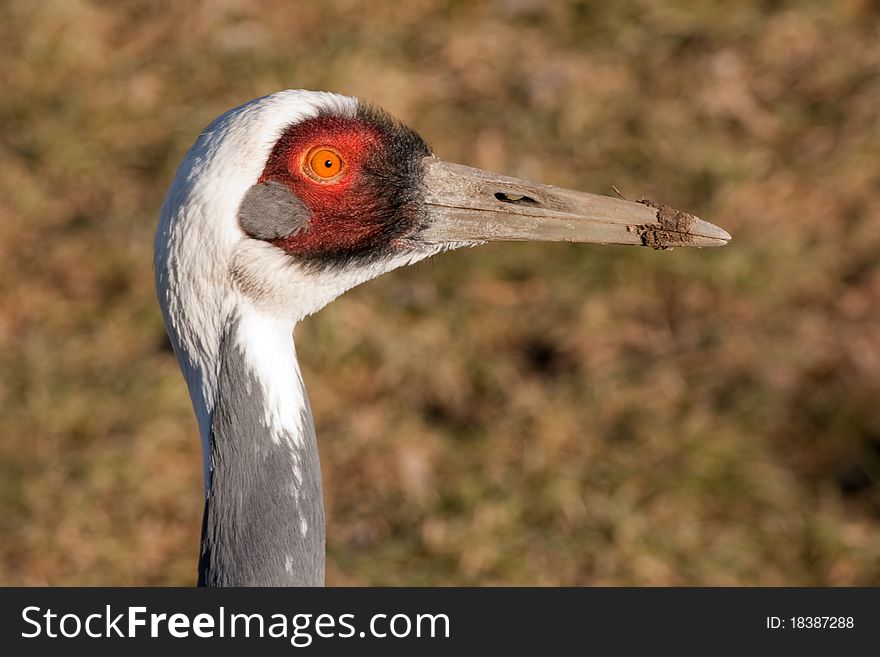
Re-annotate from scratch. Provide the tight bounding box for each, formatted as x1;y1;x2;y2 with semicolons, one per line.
231;308;308;448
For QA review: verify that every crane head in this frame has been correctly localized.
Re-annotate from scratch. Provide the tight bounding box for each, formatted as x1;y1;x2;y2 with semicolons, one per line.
155;91;729;432
240;101;731;270
158;90;728;323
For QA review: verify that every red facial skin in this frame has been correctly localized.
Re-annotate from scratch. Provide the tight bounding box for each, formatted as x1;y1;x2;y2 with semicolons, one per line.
258;115;395;258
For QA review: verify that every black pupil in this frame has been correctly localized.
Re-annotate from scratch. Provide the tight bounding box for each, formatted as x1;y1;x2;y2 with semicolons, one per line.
324;160;333;168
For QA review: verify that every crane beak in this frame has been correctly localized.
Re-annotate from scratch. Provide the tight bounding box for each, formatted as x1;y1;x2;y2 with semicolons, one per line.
417;158;731;249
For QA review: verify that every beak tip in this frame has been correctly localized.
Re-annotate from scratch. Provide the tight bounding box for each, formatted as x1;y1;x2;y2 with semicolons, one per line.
636;199;730;249
694;219;732;246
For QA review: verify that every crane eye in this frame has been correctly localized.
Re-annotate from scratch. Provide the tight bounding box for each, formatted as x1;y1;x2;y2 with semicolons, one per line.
305;147;344;181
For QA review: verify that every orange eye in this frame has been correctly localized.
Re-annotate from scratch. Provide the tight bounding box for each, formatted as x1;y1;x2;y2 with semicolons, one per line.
305;147;344;181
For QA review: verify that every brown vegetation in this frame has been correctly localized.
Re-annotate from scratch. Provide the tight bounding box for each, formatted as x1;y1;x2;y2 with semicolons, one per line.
1;0;878;585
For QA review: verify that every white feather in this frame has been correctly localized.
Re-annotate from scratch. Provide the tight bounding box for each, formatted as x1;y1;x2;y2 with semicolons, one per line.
155;90;358;486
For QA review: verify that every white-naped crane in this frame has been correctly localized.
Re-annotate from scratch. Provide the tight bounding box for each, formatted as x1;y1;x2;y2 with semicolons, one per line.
154;90;730;586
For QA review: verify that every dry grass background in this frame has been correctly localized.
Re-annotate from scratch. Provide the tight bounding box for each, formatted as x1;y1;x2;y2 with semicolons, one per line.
1;0;879;585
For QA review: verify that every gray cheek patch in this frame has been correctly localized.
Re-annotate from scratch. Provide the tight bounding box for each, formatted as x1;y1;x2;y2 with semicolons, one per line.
238;181;310;240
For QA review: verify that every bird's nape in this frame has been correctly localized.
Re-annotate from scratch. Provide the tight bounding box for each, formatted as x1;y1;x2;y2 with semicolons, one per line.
154;89;730;587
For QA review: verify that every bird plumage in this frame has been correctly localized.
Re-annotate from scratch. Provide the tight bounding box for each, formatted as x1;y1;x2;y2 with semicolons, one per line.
155;89;730;586
156;91;451;585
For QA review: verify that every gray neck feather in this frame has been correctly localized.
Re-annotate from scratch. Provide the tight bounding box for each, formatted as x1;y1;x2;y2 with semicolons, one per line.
198;316;325;586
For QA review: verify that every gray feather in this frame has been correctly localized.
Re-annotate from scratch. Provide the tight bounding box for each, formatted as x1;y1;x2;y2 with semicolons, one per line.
198;316;325;586
238;181;310;240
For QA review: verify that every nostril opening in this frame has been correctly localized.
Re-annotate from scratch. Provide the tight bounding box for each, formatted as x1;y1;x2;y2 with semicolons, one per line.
494;192;539;206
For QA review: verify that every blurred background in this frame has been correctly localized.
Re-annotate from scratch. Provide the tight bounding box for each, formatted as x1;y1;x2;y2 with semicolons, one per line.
1;0;879;585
